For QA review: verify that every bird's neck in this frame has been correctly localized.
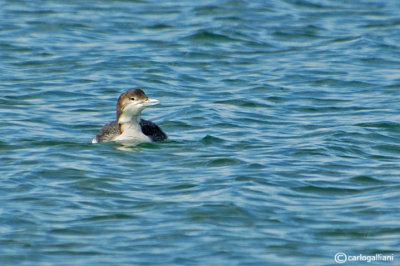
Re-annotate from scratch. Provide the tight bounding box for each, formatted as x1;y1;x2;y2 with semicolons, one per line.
116;114;150;143
118;109;141;123
118;112;142;134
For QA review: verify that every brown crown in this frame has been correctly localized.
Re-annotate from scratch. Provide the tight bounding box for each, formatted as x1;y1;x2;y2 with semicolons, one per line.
116;88;149;119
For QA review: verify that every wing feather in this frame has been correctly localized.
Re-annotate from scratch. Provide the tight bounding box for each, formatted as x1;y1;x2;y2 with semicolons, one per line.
139;119;168;142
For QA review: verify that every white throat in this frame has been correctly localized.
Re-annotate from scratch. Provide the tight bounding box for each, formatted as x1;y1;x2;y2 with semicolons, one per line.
114;114;150;143
118;110;140;124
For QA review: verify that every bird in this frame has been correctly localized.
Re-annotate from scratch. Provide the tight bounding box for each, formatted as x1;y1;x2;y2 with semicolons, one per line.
92;88;167;144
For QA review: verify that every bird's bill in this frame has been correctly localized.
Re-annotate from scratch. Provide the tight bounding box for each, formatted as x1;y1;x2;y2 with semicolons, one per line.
143;98;159;106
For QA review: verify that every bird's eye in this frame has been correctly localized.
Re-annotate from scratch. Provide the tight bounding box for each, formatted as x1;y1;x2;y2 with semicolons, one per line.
130;97;135;101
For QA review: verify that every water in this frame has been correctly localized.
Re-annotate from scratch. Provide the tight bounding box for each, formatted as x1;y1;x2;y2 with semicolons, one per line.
1;0;400;265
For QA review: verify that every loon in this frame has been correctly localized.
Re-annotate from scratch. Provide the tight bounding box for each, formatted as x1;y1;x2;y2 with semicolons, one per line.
92;88;167;144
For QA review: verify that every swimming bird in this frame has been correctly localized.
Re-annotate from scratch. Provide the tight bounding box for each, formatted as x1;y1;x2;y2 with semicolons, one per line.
92;88;167;144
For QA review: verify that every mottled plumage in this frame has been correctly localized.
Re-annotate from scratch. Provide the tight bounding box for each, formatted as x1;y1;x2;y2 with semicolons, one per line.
93;121;119;143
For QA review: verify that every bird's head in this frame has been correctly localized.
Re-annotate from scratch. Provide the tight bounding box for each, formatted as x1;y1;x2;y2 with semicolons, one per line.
117;88;159;123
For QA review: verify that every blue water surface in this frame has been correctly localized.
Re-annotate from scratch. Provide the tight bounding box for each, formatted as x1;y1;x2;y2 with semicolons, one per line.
1;0;400;265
